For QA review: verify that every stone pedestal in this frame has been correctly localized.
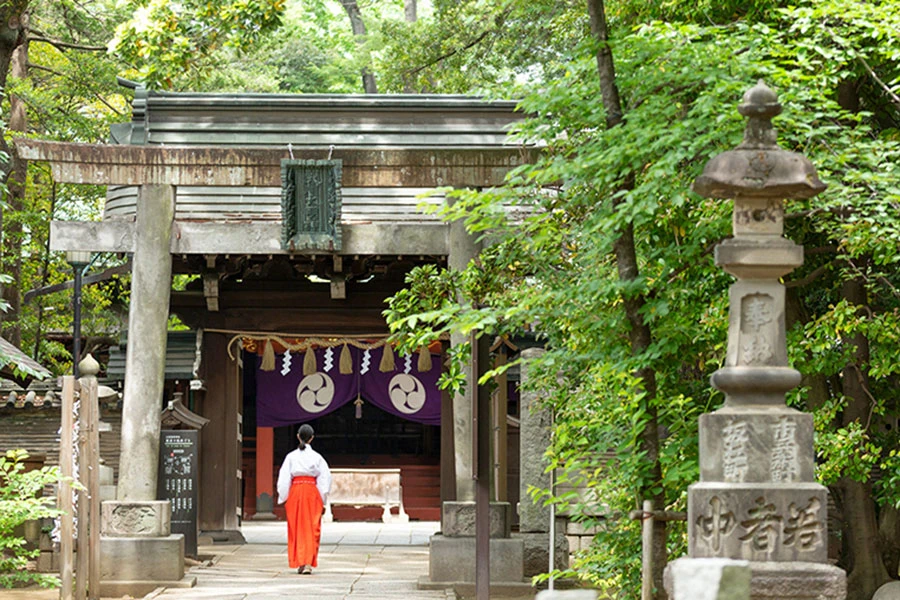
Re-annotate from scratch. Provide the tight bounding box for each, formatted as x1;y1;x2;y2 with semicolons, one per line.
442;500;512;537
99;534;194;597
747;561;846;600
102;500;171;536
517;525;570;576
421;501;529;594
667;560;848;600
427;534;525;583
665;558;852;600
99;499;196;596
688;482;828;562
699;408;816;483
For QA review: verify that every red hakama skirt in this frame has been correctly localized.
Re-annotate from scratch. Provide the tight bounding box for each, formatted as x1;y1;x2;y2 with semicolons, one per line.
285;476;323;568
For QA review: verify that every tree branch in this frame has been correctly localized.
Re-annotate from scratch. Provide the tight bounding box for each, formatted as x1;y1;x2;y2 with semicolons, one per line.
26;61;65;77
28;35;107;52
877;275;900;300
857;55;900;110
29;34;107;52
403;17;504;79
93;91;124;116
785;261;835;288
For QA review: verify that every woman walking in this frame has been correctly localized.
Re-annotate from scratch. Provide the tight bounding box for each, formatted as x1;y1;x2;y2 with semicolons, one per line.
276;424;332;574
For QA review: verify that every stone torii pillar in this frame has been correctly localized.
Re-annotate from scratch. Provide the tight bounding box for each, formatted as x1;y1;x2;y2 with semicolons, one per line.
665;82;846;600
96;182;182;595
117;184;175;501
448;209;481;502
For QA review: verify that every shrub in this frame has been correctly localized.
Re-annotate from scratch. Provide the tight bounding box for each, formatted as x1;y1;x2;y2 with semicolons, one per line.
0;449;61;588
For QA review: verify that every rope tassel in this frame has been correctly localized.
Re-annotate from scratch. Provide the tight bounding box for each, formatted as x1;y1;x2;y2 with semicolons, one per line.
260;340;276;371
340;343;353;374
379;344;395;372
417;346;432;372
303;346;317;375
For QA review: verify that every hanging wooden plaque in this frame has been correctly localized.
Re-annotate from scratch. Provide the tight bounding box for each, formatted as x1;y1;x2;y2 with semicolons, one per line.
281;159;343;251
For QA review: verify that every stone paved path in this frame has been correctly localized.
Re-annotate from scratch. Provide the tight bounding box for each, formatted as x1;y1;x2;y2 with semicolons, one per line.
0;521;449;600
146;520;450;600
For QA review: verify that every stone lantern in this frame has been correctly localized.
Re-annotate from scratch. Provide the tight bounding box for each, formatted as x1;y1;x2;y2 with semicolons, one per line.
666;82;846;600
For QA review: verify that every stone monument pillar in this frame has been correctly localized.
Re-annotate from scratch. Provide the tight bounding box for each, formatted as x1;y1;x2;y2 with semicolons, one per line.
116;183;176;501
517;347;568;576
665;82;846;599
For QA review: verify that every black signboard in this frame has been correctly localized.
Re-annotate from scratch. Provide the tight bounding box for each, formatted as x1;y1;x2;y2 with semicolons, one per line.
157;429;199;557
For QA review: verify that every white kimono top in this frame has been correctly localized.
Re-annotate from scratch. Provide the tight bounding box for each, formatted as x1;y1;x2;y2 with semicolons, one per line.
276;445;332;505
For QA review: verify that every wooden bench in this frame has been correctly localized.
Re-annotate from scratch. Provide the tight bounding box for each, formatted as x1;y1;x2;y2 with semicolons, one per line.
323;468;408;523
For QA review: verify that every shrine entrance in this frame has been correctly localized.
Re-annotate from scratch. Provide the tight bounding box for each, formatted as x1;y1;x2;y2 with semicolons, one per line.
19;87;534;594
238;340;444;521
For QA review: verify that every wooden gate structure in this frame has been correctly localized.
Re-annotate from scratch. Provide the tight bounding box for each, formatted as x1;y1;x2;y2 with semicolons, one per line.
15;91;533;594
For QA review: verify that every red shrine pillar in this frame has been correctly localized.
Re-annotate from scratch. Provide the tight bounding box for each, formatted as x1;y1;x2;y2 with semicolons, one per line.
254;427;277;519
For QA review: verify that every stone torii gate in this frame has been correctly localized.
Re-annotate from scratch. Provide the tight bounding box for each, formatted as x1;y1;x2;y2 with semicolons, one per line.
17;137;532;595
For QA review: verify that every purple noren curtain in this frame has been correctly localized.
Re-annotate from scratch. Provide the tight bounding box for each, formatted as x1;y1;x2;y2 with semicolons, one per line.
255;346;441;427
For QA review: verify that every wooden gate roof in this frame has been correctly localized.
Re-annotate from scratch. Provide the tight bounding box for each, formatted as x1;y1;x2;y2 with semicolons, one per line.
19;90;532;258
104;90;527;227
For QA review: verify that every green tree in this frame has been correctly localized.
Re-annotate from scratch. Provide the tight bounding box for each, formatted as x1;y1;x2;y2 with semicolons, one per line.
109;0;287;90
376;0;582;94
2;0;132;373
386;1;900;599
0;449;62;588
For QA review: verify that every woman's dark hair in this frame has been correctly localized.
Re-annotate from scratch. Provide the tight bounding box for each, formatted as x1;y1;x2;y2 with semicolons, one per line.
297;424;315;449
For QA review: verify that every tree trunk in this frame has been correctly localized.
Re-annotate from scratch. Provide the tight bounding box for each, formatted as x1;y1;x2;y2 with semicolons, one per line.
1;29;28;346
405;0;417;23
339;0;378;93
833;79;891;600
0;3;29;174
0;3;28;91
32;182;57;361
879;505;900;581
839;275;891;600
586;1;666;597
613;223;667;600
586;0;622;129
786;288;832;413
